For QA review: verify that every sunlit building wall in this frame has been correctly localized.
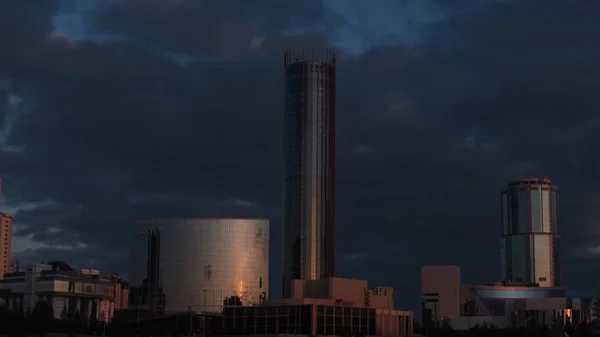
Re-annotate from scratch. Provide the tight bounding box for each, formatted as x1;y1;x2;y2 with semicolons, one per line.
131;218;269;314
0;178;13;280
501;178;560;287
0;262;127;322
0;212;12;279
282;49;337;298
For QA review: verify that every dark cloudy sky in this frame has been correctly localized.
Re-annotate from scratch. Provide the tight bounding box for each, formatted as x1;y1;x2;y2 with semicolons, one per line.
2;0;600;310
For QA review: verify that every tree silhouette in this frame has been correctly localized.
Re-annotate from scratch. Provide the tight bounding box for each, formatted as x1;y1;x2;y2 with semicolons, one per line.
0;306;17;335
29;301;55;336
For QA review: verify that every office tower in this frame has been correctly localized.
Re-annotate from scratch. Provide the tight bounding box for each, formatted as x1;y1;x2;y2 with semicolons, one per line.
130;218;269;314
282;49;336;297
0;178;13;279
501;178;560;287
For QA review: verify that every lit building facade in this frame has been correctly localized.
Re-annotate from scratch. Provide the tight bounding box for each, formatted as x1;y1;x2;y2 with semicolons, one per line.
0;262;129;322
224;277;413;336
282;49;337;298
501;178;560;287
0;212;12;279
0;178;13;279
130;218;269;314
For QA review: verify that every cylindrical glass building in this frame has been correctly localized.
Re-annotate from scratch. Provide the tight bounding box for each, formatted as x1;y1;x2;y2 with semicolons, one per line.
282;49;336;298
501;178;560;287
130;218;269;314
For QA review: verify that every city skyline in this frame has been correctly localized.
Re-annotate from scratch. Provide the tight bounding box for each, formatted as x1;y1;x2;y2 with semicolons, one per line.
1;1;600;311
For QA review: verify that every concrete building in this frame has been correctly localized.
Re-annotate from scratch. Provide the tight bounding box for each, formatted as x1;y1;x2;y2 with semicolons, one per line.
7;258;19;273
501;178;560;287
224;277;413;336
0;212;12;278
0;178;13;279
421;266;595;330
130;218;269;314
0;261;128;322
282;49;337;298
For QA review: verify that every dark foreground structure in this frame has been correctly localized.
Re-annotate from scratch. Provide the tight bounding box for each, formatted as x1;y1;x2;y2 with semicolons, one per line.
421;323;592;337
109;309;222;336
282;49;337;298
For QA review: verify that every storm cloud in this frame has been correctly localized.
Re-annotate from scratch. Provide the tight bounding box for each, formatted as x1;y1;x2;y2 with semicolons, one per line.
1;0;600;309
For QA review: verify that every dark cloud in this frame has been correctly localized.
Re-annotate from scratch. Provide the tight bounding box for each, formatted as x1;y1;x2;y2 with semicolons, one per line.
1;0;600;310
85;0;346;55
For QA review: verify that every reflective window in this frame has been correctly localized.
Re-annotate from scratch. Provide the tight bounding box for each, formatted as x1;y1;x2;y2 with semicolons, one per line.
509;235;528;282
541;190;550;233
517;189;530;232
132;218;270;314
530;189;541;232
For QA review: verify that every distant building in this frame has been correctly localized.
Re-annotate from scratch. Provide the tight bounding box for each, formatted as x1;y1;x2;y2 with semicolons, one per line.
7;259;19;273
0;178;13;279
421;266;595;330
0;261;128;322
501;178;560;287
130;217;269;314
282;49;337;298
0;212;12;278
224;277;413;336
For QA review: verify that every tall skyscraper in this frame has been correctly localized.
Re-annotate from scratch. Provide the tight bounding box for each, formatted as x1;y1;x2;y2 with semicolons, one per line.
501;178;560;287
0;178;13;279
282;49;336;297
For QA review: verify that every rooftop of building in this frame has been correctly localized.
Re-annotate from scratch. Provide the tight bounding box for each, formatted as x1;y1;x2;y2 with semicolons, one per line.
136;217;270;223
1;262;128;285
508;177;554;186
284;49;336;67
265;277;410;313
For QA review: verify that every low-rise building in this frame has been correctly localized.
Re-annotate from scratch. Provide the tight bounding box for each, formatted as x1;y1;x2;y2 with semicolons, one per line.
7;259;19;273
223;277;413;336
0;261;128;322
421;266;597;330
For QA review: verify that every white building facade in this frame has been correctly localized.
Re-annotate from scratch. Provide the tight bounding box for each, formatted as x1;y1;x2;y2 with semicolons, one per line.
0;262;128;322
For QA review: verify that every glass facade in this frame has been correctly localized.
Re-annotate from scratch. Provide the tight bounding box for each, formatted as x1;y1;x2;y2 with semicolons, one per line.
468;286;597;322
282;50;336;297
223;304;379;336
130;218;269;314
501;178;560;287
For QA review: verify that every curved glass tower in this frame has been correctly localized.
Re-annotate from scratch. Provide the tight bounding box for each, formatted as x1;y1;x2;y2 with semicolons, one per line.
501;178;560;287
282;49;336;297
130;218;269;314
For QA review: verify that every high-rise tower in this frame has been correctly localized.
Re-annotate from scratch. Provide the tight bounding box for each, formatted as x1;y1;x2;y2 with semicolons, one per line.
282;49;336;297
501;178;560;287
0;178;14;279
